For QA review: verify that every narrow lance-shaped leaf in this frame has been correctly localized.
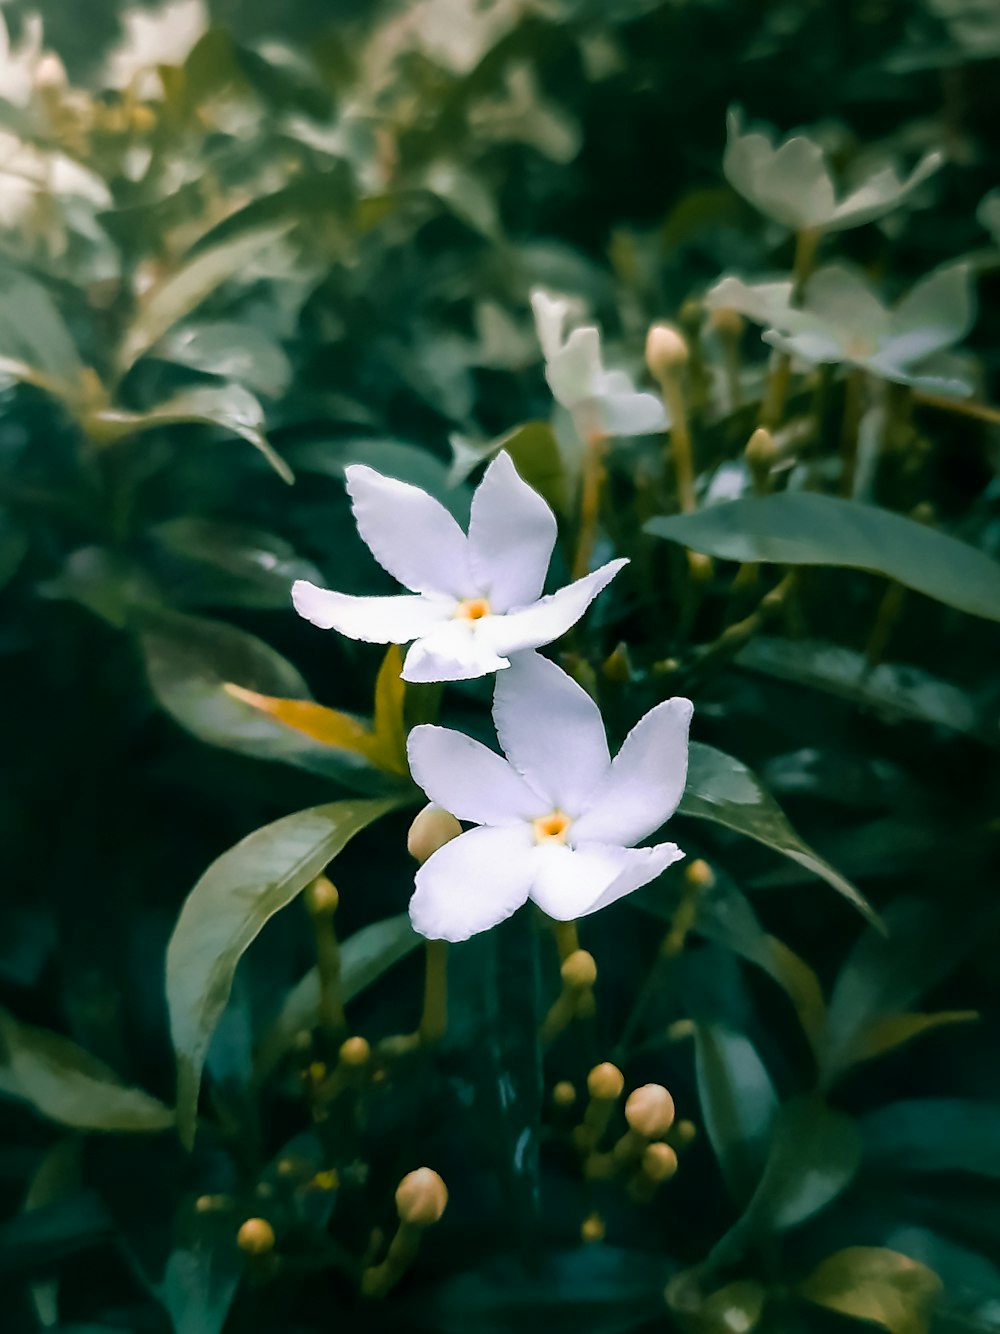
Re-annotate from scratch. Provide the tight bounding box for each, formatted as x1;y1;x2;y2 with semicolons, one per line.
0;1007;174;1133
647;493;1000;625
694;1024;778;1206
861;1098;1000;1178
167;797;401;1147
679;742;879;927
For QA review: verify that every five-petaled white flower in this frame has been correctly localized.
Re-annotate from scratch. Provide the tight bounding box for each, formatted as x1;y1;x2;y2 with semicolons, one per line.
292;452;627;683
406;652;693;941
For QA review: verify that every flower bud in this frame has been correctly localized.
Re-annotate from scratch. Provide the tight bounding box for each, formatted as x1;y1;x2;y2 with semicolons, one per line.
311;1169;339;1191
744;426;777;473
686;550;714;584
195;1194;231;1213
395;1168;448;1226
553;1080;577;1108
305;875;339;916
625;1084;676;1139
35;53;67;89
646;323;689;378
587;1062;624;1101
131;104;157;134
339;1036;370;1067
709;307;744;339
561;949;597;991
642;1141;679;1182
683;859;715;890
673;1118;698;1149
667;1018;696;1042
580;1211;606;1243
678;299;703;334
237;1218;275;1255
601;642;632;685
407;804;462;865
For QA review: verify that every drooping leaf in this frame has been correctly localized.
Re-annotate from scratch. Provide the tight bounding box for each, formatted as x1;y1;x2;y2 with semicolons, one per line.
647;494;1000;625
679;742;878;926
85;384;293;483
713;1095;861;1263
0;1007;174;1133
152;321;292;398
799;1247;943;1334
848;1010;978;1066
166;797;400;1146
694;1024;778;1206
148;518;323;609
862;1099;1000;1179
118;223;292;370
254;913;421;1082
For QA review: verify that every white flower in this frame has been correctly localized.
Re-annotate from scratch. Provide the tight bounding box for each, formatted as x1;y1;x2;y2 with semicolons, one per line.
103;0;208;96
531;289;667;438
406;652;692;941
292;451;627;683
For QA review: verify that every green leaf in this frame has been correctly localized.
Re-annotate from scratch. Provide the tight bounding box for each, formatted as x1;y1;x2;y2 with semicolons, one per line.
799;1247;943;1334
0;1006;174;1133
713;1095;861;1263
0;509;28;590
152;322;292;398
448;421;570;514
40;546;159;628
848;1010;978;1066
24;1140;82;1327
646;493;1000;625
411;1248;675;1334
148;518;324;609
666;1275;767;1334
679;742;879;926
694;1024;778;1206
166;797;400;1147
0;270;83;380
118;224;292;371
157;1241;241;1334
254;913;421;1081
694;881;827;1052
85;384;293;484
291;436;472;520
862;1099;1000;1178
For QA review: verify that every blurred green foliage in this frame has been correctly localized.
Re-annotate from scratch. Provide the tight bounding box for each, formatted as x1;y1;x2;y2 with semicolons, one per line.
0;0;998;1331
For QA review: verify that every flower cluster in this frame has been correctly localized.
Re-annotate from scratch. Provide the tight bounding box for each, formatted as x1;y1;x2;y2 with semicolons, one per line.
293;451;693;941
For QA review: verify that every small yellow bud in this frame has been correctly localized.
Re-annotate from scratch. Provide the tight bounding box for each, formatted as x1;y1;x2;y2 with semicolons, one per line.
673;1119;698;1149
307;1062;327;1085
276;1157;307;1179
666;1018;696;1042
552;1080;577;1108
311;1170;339;1191
194;1194;230;1213
305;875;339;916
131;104;157;133
580;1211;606;1244
587;1062;625;1101
646;323;689;377
684;859;715;890
292;1029;313;1054
678;298;703;333
35;54;67;89
709;307;745;339
407;805;462;865
237;1218;275;1255
686;550;714;584
601;642;632;685
642;1141;679;1182
339;1035;371;1067
625;1084;676;1139
395;1168;448;1226
561;949;597;991
255;1182;275;1200
745;426;777;473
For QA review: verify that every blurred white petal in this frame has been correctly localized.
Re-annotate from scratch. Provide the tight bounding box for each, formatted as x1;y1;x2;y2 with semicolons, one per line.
409;825;535;941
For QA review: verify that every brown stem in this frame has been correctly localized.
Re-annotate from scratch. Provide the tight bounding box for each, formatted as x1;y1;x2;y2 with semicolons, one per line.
572;431;607;580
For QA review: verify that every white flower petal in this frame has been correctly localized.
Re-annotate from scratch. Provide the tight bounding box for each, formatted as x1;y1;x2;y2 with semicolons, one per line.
401;620;510;682
573;697;693;846
486;559;627;658
529;841;632;920
409;824;536;941
291;582;452;642
345;464;474;598
582;841;686;916
492;652;610;810
531;288;572;363
407;724;542;824
467;452;557;612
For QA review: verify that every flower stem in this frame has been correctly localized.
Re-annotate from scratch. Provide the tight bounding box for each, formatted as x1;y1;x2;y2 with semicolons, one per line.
839;368;866;497
551;918;580;961
572;431;607;580
759;226;820;430
657;369;696;514
418;940;448;1047
313;914;346;1040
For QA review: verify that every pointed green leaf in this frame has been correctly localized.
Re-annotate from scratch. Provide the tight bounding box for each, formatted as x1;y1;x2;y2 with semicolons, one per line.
799;1247;943;1334
647;493;1000;624
861;1098;1000;1178
152;322;292;398
148;518;324;609
679;742;878;926
694;1024;778;1206
167;797;400;1147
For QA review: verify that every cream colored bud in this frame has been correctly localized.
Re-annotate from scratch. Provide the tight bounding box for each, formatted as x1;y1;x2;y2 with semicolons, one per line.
587;1062;625;1101
686;550;714;584
679;298;703;333
339;1036;371;1067
35;54;67;89
667;1018;696;1042
195;1193;231;1213
744;427;777;472
642;1141;679;1182
407;804;462;865
395;1168;448;1226
646;323;689;377
305;875;339;916
684;859;715;890
237;1217;275;1255
673;1118;698;1149
709;307;745;339
561;949;597;991
625;1084;676;1139
553;1080;577;1108
580;1211;606;1243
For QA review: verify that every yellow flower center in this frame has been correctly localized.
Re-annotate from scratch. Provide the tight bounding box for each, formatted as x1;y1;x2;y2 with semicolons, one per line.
533;810;571;843
454;597;491;621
